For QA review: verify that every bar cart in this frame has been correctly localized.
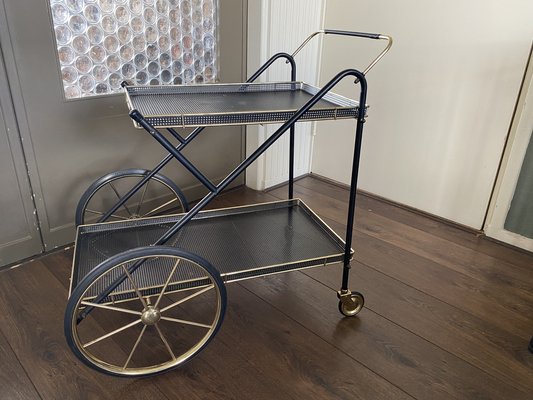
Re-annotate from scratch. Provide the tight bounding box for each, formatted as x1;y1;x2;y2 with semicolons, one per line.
65;30;393;376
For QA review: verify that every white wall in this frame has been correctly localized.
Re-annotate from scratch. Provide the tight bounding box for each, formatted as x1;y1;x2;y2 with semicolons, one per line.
246;0;324;190
312;0;533;228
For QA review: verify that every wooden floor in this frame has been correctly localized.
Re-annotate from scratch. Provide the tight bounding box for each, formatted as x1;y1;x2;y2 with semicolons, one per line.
1;176;532;400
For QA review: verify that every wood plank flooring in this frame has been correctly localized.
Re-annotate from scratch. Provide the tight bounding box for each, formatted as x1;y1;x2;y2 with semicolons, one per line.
1;176;532;399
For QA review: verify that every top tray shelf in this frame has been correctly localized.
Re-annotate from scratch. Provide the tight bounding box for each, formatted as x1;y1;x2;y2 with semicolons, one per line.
125;82;363;128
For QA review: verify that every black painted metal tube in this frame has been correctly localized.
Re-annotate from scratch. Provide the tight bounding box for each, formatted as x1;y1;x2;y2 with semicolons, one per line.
323;29;382;40
235;51;298;199
247;52;296;82
155;69;367;247
99;127;204;222
130;110;217;193
341;112;366;291
167;128;186;144
288;126;295;199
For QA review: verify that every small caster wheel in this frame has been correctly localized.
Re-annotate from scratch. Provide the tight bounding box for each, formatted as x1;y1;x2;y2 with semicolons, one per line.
338;291;364;317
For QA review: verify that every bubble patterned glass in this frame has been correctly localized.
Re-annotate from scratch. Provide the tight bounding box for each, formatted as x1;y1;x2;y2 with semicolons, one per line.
50;0;218;99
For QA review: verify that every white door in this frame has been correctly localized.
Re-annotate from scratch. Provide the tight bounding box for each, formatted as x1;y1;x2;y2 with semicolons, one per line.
485;48;533;251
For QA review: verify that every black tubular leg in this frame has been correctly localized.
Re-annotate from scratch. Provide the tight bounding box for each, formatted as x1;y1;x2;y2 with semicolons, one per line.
288;57;297;199
288;126;295;199
245;52;298;200
341;85;368;291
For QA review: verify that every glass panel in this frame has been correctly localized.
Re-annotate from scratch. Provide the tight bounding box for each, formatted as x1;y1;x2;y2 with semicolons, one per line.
49;0;218;99
504;128;533;238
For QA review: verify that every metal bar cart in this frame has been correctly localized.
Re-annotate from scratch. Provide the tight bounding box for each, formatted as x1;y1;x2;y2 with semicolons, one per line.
65;30;393;377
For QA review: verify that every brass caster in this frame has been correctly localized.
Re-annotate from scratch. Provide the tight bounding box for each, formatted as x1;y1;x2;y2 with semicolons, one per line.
337;290;364;317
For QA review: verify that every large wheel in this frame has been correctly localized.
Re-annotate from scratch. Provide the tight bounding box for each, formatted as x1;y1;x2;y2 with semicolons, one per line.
65;246;226;377
75;168;188;226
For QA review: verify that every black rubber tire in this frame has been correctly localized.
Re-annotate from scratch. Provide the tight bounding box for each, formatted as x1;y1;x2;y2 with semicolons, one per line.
75;168;188;226
65;246;226;377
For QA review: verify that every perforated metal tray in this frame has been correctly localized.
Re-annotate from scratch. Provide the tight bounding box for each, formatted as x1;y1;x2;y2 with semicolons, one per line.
70;199;350;300
125;82;362;128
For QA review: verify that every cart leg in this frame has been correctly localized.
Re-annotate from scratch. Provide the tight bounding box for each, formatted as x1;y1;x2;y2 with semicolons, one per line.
337;89;367;317
288;125;295;199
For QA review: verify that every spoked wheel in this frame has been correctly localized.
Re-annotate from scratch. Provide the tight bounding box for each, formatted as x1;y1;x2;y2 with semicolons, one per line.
75;168;188;226
65;247;226;377
338;291;365;317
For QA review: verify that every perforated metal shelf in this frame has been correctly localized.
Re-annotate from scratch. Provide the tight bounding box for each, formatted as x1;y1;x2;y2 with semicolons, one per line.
70;199;350;299
125;82;362;127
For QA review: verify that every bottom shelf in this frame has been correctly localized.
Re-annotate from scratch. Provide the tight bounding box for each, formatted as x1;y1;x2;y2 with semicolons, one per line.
71;199;349;299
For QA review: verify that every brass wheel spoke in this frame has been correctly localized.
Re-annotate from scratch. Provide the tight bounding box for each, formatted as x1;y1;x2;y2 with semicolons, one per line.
122;265;148;309
160;316;212;329
160;284;214;313
154;259;180;308
135;179;150;216
83;319;142;348
85;209;129;221
109;182;133;217
80;301;142;316
123;325;147;370
155;323;176;360
141;198;178;217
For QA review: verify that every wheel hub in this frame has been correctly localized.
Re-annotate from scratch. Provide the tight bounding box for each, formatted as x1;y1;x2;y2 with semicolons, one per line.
141;306;161;325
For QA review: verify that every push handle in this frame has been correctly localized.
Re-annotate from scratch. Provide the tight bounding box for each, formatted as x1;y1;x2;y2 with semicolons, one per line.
323;29;382;40
290;29;393;77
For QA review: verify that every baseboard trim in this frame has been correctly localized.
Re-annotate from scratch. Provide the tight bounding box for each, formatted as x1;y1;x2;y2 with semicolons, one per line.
262;173;311;192
308;173;483;236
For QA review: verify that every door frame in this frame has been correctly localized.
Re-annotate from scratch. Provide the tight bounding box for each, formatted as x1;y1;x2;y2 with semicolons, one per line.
484;44;533;251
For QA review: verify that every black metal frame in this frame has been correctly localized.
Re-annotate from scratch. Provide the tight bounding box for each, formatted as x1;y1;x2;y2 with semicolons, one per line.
128;67;366;291
77;30;391;322
98;53;296;222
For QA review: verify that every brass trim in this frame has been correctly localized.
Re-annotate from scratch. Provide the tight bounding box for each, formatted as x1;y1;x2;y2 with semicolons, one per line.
297;199;353;254
224;259;343;284
68;225;81;298
291;30;393;77
125;81;361;128
77;198;300;229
